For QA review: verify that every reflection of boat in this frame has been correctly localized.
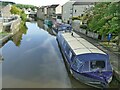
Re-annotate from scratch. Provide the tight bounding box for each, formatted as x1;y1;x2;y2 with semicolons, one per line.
0;55;4;63
52;23;72;35
57;32;113;88
44;20;53;28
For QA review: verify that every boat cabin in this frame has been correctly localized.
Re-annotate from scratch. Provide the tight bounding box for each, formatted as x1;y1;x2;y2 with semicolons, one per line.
57;32;112;73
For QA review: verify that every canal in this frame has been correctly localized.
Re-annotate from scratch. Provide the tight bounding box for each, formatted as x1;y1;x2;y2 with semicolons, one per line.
1;22;119;88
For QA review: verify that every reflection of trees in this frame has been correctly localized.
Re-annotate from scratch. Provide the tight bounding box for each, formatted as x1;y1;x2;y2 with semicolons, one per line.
11;24;27;47
11;31;22;46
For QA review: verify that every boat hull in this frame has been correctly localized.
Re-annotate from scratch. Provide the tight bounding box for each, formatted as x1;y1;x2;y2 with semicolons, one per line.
71;69;110;88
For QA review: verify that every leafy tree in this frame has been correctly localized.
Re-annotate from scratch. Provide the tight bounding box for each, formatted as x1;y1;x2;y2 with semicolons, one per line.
10;5;27;21
85;2;120;49
87;2;120;36
10;5;22;15
15;4;37;11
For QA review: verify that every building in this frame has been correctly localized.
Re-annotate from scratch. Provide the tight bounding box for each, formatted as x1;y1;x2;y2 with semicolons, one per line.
1;4;11;18
47;4;59;19
72;2;94;17
37;6;48;20
62;0;76;23
23;8;37;19
55;4;62;22
62;1;94;23
0;4;11;32
37;4;62;20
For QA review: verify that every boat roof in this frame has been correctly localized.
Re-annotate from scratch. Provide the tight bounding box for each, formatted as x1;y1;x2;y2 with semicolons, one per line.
61;32;106;55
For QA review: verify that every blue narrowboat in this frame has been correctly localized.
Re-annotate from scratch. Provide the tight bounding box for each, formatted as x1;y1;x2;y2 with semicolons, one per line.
57;32;113;88
52;23;72;35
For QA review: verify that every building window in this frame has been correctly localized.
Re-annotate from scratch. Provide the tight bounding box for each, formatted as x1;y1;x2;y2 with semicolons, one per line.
42;8;44;12
57;16;62;19
53;8;55;11
75;10;77;13
81;14;83;17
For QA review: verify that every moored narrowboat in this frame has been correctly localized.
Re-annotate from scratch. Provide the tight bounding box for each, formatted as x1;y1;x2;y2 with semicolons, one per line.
52;23;72;35
57;32;113;88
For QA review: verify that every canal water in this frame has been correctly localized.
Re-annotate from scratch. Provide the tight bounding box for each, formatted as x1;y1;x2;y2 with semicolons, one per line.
1;22;119;88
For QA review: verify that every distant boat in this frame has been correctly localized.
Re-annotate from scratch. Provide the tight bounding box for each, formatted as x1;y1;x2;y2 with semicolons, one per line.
52;23;72;35
57;32;113;88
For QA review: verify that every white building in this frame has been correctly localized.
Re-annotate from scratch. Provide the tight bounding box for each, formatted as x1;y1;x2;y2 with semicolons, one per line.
37;4;62;20
23;8;37;19
37;6;48;20
62;0;75;23
62;1;94;23
72;2;94;17
55;5;62;15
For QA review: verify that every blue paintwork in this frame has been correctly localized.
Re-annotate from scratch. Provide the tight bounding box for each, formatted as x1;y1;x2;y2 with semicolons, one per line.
53;24;72;35
57;32;113;88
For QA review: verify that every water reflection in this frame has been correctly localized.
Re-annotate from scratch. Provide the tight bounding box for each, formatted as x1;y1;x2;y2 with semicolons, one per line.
0;23;27;48
0;48;4;63
37;20;44;29
37;20;55;36
11;24;27;47
2;22;71;88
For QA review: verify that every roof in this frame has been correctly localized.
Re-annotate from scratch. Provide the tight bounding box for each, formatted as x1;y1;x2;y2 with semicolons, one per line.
49;4;59;8
40;6;48;8
61;32;106;55
73;2;94;5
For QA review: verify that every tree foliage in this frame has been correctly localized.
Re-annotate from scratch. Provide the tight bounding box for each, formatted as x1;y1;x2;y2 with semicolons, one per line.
15;4;37;11
10;5;27;21
0;1;15;6
87;2;120;35
10;5;22;15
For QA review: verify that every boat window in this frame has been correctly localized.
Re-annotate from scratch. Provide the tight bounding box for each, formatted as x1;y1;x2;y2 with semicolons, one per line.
74;58;83;68
90;61;105;69
69;50;72;59
62;26;66;30
82;61;89;72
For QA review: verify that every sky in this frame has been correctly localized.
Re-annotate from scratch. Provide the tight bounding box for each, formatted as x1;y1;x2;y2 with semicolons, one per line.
1;0;119;6
0;0;69;6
